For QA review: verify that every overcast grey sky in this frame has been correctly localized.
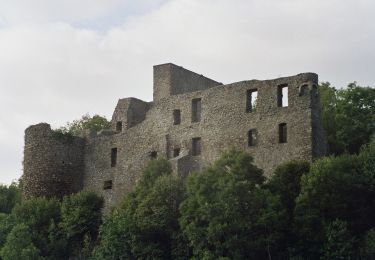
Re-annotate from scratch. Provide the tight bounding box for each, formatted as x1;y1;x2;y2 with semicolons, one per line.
0;0;374;184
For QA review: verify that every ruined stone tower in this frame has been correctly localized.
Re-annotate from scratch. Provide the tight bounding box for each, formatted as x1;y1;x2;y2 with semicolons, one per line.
22;63;326;209
23;123;84;199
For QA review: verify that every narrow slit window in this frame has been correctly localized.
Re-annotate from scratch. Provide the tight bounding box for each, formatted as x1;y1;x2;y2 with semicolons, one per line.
192;98;202;122
173;109;181;125
111;148;117;167
277;84;288;107
279;123;287;143
173;148;180;157
248;129;257;147
246;89;258;112
192;137;201;156
116;121;123;132
103;180;113;190
150;151;158;159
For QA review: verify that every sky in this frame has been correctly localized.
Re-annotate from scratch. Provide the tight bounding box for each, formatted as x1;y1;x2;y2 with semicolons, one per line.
0;0;375;184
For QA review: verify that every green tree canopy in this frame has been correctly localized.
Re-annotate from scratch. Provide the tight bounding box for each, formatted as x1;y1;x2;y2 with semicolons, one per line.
93;158;186;260
1;197;63;259
179;149;286;259
57;114;111;135
320;82;375;154
0;193;104;259
266;161;310;256
60;191;103;258
293;138;375;258
321;219;355;260
267;161;310;222
0;224;41;260
0;182;21;214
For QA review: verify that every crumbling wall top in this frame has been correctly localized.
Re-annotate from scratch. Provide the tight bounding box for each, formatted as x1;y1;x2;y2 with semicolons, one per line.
153;63;222;101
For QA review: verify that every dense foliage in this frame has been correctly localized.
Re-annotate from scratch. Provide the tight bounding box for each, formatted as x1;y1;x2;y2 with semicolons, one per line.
1;144;374;259
293;138;375;259
60;191;104;258
56;114;111;135
320;82;375;155
179;149;286;259
0;191;102;260
93;158;186;259
0;183;21;214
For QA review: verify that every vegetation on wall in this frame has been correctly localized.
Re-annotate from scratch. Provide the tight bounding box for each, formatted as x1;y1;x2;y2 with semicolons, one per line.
56;114;111;136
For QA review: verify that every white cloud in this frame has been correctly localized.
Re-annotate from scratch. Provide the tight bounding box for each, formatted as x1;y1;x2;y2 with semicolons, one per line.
0;0;375;184
0;0;169;26
0;0;120;24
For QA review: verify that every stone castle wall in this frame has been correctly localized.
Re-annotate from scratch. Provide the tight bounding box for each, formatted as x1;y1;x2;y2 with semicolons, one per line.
23;123;84;199
23;63;327;210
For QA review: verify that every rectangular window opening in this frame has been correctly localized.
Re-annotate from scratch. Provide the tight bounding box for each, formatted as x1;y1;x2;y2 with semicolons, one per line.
103;180;113;190
279;123;287;143
173;148;180;157
150;151;158;159
277;84;288;107
246;89;258;112
248;129;257;147
173;109;181;125
192;98;202;123
192;137;202;156
111;148;117;167
116;121;123;132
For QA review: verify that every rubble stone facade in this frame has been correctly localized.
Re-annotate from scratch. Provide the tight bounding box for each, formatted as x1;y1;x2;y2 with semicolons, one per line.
23;63;327;210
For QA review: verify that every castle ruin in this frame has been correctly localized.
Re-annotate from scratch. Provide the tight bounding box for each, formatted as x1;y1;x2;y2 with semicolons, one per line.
23;63;327;209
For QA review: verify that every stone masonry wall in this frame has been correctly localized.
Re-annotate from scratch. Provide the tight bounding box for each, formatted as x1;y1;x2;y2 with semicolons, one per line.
153;63;222;101
23;63;327;211
81;66;326;211
23;123;85;199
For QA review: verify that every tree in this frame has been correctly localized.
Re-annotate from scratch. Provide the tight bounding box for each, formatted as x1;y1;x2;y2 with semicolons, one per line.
0;182;21;214
293;138;375;258
0;224;41;260
92;209;134;260
7;197;65;259
360;229;375;259
320;82;375;154
267;161;310;222
0;213;13;250
93;158;186;259
60;191;103;258
179;149;286;259
321;219;355;260
57;114;111;135
319;82;341;154
266;161;310;256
